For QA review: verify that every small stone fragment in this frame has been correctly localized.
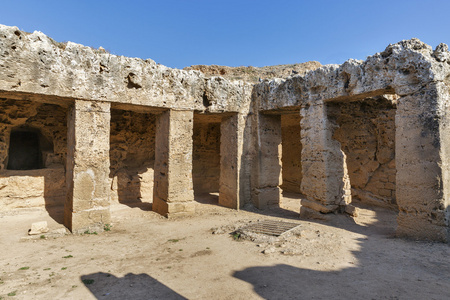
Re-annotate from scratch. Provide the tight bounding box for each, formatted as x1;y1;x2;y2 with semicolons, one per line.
281;248;296;255
28;221;49;235
262;247;276;254
211;228;224;235
344;205;359;217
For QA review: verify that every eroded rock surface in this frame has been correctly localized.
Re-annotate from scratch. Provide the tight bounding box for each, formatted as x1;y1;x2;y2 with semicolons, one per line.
184;61;322;83
0;25;449;241
329;95;397;208
0;25;252;114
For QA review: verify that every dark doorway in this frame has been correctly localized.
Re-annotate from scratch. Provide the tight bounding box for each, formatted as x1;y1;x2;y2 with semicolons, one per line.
7;130;43;170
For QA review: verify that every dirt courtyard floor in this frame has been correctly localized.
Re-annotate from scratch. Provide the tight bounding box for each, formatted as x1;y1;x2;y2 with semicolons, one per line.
1;194;449;300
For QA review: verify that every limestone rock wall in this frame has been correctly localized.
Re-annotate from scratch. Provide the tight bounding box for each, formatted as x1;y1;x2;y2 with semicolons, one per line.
184;61;322;83
281;114;302;193
329;96;397;209
0;99;67;169
0;23;449;241
251;113;283;208
256;39;444;111
0;99;67;210
0;25;252;114
65;100;111;232
0;167;66;210
109;109;156;204
193;115;221;194
253;38;450;241
152;110;196;217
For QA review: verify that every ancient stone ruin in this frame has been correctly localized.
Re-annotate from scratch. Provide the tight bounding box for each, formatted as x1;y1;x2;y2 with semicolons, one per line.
0;25;449;242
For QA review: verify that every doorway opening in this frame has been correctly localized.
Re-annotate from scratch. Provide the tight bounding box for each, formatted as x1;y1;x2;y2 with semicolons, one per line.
328;95;398;210
192;113;221;206
280;112;303;213
109;107;157;209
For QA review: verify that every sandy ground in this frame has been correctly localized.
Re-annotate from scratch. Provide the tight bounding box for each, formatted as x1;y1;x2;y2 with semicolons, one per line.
0;194;449;300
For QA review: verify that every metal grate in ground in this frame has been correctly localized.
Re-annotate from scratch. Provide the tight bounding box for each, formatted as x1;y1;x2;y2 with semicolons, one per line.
239;220;301;237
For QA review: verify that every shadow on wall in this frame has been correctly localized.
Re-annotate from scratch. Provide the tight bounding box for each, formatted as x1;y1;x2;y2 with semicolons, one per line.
110;166;153;211
81;272;187;300
109;109;156;211
194;192;219;206
43;167;66;224
0;100;69;225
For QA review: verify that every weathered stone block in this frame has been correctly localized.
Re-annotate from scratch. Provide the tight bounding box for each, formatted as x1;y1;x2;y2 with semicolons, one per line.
153;110;195;216
28;221;49;235
301;198;338;214
1;25;450;243
397;211;448;242
71;209;111;234
153;196;195;217
219;114;244;209
64;100;111;232
253;187;281;209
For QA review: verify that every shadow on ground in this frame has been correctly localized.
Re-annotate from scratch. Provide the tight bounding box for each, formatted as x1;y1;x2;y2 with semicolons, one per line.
81;272;186;300
233;253;450;299
194;192;219;206
233;206;450;300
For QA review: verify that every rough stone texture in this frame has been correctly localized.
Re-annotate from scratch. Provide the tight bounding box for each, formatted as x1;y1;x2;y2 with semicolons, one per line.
252;114;282;208
0;25;252;114
329;95;397;209
193;114;221;194
0;167;65;210
254;38;450;241
0;99;67;210
184;61;322;83
0;99;67;170
65;100;111;233
152;110;195;217
109;109;156;204
281;113;302;193
0;25;449;242
298;103;351;213
395;84;450;242
0;24;252;228
28;221;49;235
219;113;245;209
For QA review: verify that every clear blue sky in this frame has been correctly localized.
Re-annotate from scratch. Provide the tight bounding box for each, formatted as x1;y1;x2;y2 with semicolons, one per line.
1;0;449;69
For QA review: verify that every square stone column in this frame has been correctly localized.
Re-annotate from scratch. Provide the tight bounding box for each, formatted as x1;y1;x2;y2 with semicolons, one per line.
252;114;282;209
300;103;351;215
64;100;111;233
396;85;449;242
153;110;195;217
219;114;244;209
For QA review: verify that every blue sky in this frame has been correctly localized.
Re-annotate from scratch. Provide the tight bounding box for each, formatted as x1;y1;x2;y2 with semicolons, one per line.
1;0;449;69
